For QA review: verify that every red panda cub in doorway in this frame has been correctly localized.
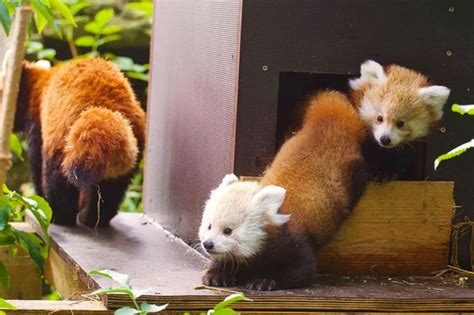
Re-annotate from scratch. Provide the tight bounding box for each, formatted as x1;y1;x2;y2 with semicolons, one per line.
349;60;450;180
15;58;146;227
199;91;368;290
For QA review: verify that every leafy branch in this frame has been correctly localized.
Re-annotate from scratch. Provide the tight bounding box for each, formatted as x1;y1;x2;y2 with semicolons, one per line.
434;104;474;170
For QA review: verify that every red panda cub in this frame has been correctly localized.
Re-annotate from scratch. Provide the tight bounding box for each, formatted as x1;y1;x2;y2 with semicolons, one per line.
349;60;450;180
199;91;368;290
15;58;146;227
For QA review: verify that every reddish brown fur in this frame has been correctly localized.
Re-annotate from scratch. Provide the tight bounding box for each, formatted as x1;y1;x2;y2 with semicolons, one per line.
261;91;367;248
17;58;146;226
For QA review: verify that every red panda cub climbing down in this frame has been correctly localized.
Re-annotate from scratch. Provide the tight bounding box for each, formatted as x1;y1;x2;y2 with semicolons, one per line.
349;60;450;180
15;58;146;227
199;91;368;290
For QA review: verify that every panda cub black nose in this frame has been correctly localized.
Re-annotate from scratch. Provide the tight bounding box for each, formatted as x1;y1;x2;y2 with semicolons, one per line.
203;240;214;250
380;135;391;146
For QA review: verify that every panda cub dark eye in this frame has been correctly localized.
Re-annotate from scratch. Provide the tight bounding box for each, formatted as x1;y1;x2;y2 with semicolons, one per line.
396;120;405;128
208;224;212;230
377;115;383;123
223;228;232;235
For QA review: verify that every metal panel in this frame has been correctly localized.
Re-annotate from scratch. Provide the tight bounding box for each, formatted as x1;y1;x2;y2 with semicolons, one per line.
144;0;242;242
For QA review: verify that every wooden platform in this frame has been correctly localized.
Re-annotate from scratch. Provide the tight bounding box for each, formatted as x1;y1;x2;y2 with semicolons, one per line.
43;212;474;313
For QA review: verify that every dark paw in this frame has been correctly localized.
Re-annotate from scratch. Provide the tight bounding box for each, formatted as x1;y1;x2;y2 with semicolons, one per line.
246;278;277;291
202;269;235;287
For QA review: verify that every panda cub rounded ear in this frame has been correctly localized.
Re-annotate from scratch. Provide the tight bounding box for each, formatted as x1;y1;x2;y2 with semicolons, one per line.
219;174;239;188
349;60;387;90
252;185;290;225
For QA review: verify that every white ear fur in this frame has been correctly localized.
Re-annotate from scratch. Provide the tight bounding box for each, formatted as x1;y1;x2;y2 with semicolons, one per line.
418;85;450;110
349;60;387;89
218;173;239;188
252;185;288;225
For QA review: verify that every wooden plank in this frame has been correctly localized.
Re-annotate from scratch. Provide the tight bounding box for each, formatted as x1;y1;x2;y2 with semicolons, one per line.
4;300;109;314
0;247;41;299
44;245;91;299
45;213;474;312
316;181;454;275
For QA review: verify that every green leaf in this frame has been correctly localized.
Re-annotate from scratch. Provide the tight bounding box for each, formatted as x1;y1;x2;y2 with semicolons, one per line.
126;72;149;82
113;57;134;71
94;8;114;29
0;201;11;231
98;35;120;46
101;25;121;35
75;35;96;47
70;2;90;15
14;230;45;270
84;21;100;35
27;195;53;223
140;302;168;313
434;139;474;170
213;293;251;311
43;290;62;300
89;269;130;287
37;48;56;60
50;0;77;27
9;134;23;162
33;11;48;34
0;261;9;291
87;287;135;300
0;234;15;246
26;41;45;54
0;0;12;35
0;298;15;310
210;308;237;315
114;307;140;315
30;0;61;36
452;103;474;115
126;2;153;18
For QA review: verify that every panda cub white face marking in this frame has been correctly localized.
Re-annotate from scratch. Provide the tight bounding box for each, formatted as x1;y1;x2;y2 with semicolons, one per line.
199;174;289;260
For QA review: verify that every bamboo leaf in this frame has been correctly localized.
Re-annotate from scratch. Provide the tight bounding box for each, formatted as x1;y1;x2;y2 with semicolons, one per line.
434;139;474;170
30;0;61;36
0;201;11;231
101;25;121;35
0;0;11;35
50;0;76;27
452;103;474;115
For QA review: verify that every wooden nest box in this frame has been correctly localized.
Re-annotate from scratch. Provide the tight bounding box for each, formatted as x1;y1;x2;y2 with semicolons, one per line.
144;0;474;276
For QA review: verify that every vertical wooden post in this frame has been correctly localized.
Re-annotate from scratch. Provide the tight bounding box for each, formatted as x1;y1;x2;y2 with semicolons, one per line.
0;5;32;187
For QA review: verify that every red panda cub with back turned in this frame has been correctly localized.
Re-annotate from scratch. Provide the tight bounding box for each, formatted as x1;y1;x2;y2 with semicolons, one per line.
15;58;146;227
199;91;368;290
349;60;450;180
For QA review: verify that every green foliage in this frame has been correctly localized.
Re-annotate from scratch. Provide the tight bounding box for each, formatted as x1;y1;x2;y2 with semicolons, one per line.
88;269;167;314
435;103;474;170
208;293;252;315
0;298;16;310
120;159;144;212
0;0;76;37
9;133;23;162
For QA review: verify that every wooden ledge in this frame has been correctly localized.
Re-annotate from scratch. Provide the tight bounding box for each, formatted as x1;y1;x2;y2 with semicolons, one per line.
43;212;474;313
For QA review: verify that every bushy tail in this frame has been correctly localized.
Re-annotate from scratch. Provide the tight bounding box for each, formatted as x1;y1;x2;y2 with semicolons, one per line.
61;107;138;188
